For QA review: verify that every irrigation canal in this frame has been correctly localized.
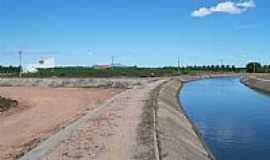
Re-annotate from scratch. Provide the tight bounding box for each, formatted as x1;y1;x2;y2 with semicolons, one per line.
180;77;270;160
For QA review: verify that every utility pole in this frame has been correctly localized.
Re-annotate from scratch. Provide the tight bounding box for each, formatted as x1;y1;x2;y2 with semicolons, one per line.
18;50;22;78
253;63;256;73
220;59;224;71
177;56;180;74
220;59;224;66
111;56;114;69
111;56;114;65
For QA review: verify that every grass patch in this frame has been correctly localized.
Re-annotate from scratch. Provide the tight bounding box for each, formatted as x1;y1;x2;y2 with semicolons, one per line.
0;96;18;112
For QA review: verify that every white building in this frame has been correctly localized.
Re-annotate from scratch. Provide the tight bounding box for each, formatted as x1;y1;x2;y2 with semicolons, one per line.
24;57;56;73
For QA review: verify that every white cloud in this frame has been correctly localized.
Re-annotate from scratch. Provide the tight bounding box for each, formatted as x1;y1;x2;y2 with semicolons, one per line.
191;0;255;17
236;0;256;8
191;7;212;17
211;1;243;14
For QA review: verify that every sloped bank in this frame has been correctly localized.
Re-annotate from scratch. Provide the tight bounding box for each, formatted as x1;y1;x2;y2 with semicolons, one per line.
0;78;156;89
155;79;215;160
138;74;239;160
241;75;270;93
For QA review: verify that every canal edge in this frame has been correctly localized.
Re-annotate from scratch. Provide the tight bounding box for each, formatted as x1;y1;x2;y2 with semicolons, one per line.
177;79;216;160
241;74;270;94
155;77;217;160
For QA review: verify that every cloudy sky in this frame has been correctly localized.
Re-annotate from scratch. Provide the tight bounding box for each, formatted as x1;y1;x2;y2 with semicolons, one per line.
0;0;269;67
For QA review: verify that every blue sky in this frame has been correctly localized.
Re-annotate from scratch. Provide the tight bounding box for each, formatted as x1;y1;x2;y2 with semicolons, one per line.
0;0;269;67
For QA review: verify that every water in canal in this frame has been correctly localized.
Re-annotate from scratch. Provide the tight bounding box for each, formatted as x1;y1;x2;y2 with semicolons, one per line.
180;77;270;160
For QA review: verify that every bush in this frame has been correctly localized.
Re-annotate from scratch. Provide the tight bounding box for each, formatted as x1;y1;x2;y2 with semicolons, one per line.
0;97;18;112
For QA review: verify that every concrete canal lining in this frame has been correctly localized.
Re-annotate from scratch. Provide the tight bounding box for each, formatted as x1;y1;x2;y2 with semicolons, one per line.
241;75;270;93
155;78;215;160
155;74;239;160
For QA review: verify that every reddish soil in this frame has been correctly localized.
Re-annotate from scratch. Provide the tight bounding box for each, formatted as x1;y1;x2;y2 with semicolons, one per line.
42;80;163;160
0;87;121;160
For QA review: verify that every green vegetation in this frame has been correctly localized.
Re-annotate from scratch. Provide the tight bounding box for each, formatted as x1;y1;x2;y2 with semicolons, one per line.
21;65;240;78
0;64;247;78
0;96;18;112
246;62;270;73
0;66;20;77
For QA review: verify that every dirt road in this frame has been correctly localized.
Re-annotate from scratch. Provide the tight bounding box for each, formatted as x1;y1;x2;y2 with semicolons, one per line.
0;87;120;160
16;80;164;160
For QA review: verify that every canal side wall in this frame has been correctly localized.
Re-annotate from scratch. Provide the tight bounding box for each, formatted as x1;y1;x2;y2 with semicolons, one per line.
156;79;215;160
241;75;270;93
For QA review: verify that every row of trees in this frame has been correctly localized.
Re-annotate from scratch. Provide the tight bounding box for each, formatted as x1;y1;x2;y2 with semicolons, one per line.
246;62;270;73
23;65;239;78
0;66;20;74
0;63;268;78
180;65;237;72
24;67;179;78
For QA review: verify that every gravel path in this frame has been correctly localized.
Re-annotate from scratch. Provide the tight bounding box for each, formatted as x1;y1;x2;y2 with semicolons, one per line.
20;80;164;160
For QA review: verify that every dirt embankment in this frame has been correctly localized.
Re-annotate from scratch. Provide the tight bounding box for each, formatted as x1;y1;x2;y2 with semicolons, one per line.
241;74;270;93
0;87;121;160
0;78;154;89
155;79;214;160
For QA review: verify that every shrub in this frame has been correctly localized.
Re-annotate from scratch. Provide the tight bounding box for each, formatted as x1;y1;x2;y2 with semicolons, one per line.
0;97;18;112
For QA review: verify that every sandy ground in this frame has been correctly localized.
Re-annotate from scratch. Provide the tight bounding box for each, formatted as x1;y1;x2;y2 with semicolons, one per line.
30;80;163;160
0;87;121;160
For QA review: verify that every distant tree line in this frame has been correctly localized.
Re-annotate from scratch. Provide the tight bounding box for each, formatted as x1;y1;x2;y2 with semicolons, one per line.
24;66;179;78
3;63;266;78
22;65;240;78
0;66;20;76
246;62;270;73
180;65;237;72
